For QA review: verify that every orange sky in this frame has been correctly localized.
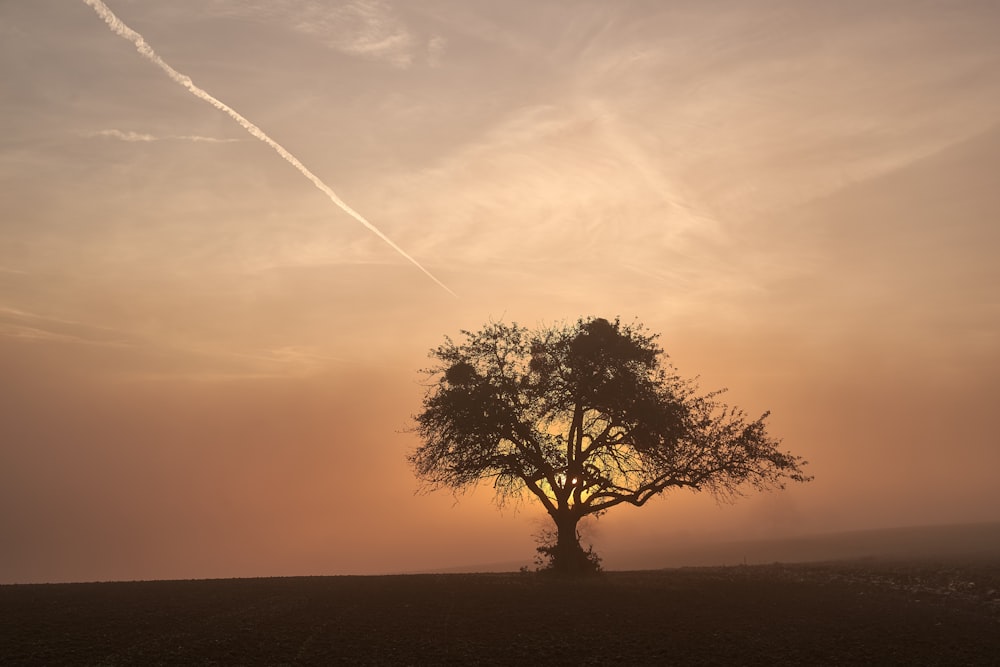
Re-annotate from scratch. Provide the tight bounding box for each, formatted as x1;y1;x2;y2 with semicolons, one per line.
2;0;999;583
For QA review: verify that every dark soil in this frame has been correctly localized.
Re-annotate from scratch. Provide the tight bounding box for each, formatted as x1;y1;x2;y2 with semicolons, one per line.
3;559;999;665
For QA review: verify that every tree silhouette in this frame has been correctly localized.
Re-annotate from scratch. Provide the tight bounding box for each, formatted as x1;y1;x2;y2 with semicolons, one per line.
410;317;811;574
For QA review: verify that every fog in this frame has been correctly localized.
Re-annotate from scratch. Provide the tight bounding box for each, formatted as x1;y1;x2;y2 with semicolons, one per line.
2;0;999;582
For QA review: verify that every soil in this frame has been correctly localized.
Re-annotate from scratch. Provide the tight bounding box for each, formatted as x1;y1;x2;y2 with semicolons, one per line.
3;559;999;665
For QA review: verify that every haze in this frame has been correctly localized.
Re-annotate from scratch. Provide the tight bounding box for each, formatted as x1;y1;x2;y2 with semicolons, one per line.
2;0;999;583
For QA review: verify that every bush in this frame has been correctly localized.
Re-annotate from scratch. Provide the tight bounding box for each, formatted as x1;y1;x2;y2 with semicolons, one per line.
533;529;603;576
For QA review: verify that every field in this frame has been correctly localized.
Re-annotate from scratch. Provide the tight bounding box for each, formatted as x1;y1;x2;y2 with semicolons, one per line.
3;559;999;665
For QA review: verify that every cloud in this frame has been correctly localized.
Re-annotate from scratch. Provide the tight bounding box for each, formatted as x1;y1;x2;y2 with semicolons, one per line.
303;0;416;68
205;0;443;68
92;129;156;142
0;306;132;347
426;35;447;67
373;102;725;278
82;0;455;296
89;129;240;143
0;304;342;381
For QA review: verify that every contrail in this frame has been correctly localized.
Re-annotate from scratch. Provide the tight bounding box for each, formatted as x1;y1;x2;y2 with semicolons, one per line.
82;0;456;297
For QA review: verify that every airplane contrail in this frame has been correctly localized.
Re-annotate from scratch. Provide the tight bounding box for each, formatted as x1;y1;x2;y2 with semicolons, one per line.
82;0;456;297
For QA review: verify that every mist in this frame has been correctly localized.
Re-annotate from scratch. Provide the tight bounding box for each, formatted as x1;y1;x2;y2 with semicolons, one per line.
2;0;999;583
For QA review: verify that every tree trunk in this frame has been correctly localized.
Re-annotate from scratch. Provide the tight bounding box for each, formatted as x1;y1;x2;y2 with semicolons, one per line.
546;512;597;575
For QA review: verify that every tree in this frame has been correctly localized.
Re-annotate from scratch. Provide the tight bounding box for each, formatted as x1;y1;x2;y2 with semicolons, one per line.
409;317;811;574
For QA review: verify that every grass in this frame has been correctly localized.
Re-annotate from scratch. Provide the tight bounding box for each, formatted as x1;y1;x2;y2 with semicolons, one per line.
3;559;999;665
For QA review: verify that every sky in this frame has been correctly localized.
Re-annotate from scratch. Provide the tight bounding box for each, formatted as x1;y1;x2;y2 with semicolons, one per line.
2;0;999;583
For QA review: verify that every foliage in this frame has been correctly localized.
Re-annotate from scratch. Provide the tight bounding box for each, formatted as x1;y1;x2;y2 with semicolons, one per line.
409;317;811;573
532;527;603;575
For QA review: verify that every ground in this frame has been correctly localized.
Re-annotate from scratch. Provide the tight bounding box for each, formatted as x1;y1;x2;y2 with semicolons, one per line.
3;559;999;665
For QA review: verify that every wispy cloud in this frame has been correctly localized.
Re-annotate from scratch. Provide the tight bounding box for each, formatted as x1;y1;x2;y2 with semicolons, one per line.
0;305;350;379
301;0;416;68
81;0;455;296
426;35;447;67
205;0;442;68
89;129;241;143
0;266;28;275
374;102;723;272
0;306;133;346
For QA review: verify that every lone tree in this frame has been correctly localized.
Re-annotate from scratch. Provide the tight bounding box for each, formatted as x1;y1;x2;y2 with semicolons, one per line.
410;317;811;574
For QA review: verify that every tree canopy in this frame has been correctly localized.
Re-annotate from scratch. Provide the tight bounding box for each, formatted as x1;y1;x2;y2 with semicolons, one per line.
410;317;811;573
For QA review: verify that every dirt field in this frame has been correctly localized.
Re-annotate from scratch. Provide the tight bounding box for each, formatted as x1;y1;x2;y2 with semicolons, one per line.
3;559;999;665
